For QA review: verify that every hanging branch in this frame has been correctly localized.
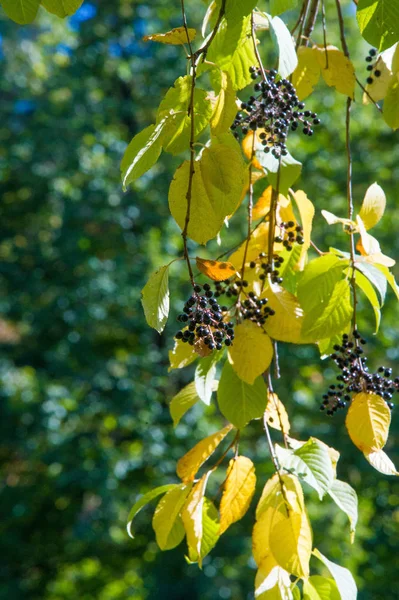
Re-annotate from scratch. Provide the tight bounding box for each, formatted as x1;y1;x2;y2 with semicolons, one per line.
303;0;320;44
296;0;312;49
321;0;329;68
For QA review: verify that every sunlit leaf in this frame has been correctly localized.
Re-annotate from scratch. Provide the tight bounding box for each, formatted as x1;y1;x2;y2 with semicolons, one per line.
209;70;238;135
345;392;391;453
252;186;289;221
168;338;198;371
152;484;193;550
383;74;399;129
355;260;387;304
354;269;381;333
375;264;399;301
364;449;399;475
313;549;357;600
143;27;196;45
358;182;386;229
228;320;273;384
41;0;84;18
315;45;356;98
263;283;304;344
195;351;223;406
328;479;358;541
170;382;199;427
181;471;212;565
187;497;220;564
256;148;302;196
302;278;352;342
218;361;268;428
363;47;395;104
292;190;315;269
121;123;164;189
292;46;321;100
270;0;298;17
265;392;290;435
127;484;179;538
176;424;233;482
267;14;298;77
223;0;257;22
303;576;340;600
220;456;256;534
255;554;293;599
321;210;353;227
229;222;270;269
196;257;236;281
141;263;171;334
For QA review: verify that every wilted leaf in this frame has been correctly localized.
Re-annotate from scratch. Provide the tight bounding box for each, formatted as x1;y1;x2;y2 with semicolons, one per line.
220;456;256;534
143;27;196;45
176;424;233;482
228;320;273;384
218;361;268;429
345;392;391;453
196;257;236;281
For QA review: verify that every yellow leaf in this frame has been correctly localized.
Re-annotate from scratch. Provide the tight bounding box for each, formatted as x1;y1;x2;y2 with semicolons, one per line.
265;392;290;435
196;257;236;281
262;283;304;344
252;186;290;221
269;508;312;579
168;338;197;371
356;216;395;267
292;46;321;100
181;471;211;564
358;182;386;230
152;484;192;550
230;222;270;270
363;46;396;104
364;449;399;476
210;71;238;135
242;131;263;170
177;424;233;482
315;45;355;98
292;190;315;270
219;456;256;534
346;392;391;453
255;555;292;599
228;320;273;384
169;140;246;244
143;27;196;45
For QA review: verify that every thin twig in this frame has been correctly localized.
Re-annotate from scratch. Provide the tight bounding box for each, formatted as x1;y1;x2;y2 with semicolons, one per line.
296;0;312;49
291;1;307;35
321;0;329;69
303;0;320;43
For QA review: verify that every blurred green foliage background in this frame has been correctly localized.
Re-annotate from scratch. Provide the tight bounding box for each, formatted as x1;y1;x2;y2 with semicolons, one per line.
0;1;398;598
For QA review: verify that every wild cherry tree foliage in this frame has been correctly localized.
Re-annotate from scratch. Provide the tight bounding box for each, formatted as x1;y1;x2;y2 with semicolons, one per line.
3;0;399;598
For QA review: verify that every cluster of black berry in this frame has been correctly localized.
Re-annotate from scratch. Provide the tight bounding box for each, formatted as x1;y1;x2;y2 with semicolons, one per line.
213;278;248;299
230;67;321;158
249;252;284;285
274;221;304;251
175;284;234;350
365;48;381;85
241;291;275;325
320;332;397;415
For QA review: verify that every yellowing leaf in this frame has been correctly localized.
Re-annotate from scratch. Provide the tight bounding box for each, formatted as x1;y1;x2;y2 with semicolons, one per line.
292;190;315;270
228;320;273;384
210;71;238;135
315;45;355;98
265;392;290;435
359;182;386;230
303;576;341;600
383;73;399;129
176;424;233;482
230;222;270;269
242;131;263;170
363;48;395;104
187;497;220;563
269;508;312;579
196;257;236;281
263;283;304;344
356;215;395;267
168;338;197;370
313;549;357;600
168;139;245;244
252;185;290;221
170;382;199;427
346;392;391;453
255;555;292;599
152;484;193;550
219;456;256;534
181;471;212;565
292;46;321;100
143;27;196;45
141;263;170;334
364;449;399;475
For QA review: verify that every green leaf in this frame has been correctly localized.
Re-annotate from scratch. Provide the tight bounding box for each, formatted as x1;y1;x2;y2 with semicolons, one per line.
170;382;199;427
141;263;170;334
156;76;212;155
121;123;164;190
210;71;238;135
355;261;387;304
270;0;298;16
168;137;245;244
313;549;357;600
195;351;222;406
218;361;267;429
152;484;193;550
223;0;257;22
1;0;40;23
275;437;334;500
127;484;179;538
41;0;84;17
357;0;399;51
188;497;220;564
267;14;298;77
354;269;381;333
383;75;399;129
255;149;302;195
168;338;198;371
206;16;258;90
301;278;353;342
303;576;341;600
328;479;358;542
375;264;399;300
